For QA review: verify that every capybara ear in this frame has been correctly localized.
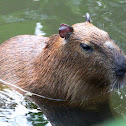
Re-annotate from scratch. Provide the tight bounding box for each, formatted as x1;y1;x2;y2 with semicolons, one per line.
59;24;73;39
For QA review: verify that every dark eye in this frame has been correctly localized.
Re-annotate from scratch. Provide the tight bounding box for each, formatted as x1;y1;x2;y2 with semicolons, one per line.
80;43;93;52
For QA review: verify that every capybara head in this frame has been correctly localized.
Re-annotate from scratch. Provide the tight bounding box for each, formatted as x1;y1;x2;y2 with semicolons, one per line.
52;13;126;105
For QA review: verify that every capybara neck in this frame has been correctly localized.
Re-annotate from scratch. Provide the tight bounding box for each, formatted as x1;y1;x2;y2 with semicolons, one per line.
0;13;126;126
30;95;113;126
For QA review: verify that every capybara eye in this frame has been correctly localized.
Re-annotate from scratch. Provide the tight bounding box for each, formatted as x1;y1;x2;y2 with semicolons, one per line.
80;43;93;52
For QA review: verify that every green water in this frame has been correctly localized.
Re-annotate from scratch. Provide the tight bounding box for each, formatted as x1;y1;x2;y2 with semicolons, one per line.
0;0;126;126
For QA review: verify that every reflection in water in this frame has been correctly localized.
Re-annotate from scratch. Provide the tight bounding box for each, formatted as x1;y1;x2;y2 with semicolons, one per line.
35;22;46;36
33;0;40;2
2;15;26;23
0;85;51;126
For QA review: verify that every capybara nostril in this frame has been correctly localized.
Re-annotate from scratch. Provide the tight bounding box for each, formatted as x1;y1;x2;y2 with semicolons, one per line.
114;57;126;77
115;68;126;77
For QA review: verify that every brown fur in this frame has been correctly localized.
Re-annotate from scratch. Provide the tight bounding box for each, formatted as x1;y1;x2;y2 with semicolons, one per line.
0;21;125;107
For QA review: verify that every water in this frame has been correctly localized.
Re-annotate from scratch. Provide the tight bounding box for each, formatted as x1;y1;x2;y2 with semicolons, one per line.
0;84;50;126
0;0;126;125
